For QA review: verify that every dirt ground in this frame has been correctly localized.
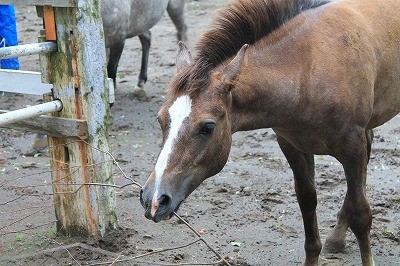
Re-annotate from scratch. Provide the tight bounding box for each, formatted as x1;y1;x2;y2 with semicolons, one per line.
0;1;399;265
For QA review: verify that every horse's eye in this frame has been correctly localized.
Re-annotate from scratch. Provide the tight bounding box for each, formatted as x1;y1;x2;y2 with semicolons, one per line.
199;122;216;135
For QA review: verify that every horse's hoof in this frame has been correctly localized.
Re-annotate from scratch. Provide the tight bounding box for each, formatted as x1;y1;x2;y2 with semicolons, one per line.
33;134;48;150
24;148;47;157
132;87;147;99
322;239;346;254
137;79;147;88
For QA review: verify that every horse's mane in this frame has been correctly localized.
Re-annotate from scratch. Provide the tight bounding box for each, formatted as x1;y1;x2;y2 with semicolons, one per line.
170;0;329;96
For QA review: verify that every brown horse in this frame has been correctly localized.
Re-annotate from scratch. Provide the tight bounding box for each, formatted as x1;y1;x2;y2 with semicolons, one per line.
140;0;400;265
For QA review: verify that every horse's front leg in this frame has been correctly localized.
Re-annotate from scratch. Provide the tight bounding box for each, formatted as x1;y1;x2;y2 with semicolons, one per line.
333;129;374;265
324;129;374;254
277;136;321;266
107;39;125;90
137;30;151;88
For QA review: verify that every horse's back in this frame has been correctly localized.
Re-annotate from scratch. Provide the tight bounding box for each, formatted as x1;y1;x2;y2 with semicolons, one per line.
352;0;400;128
309;0;400;129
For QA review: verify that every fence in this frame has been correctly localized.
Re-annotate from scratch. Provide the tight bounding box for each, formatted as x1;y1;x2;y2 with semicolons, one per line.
0;0;115;238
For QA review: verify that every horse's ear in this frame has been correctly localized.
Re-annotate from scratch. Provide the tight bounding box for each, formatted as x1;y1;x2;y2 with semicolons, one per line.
176;41;193;71
222;44;249;88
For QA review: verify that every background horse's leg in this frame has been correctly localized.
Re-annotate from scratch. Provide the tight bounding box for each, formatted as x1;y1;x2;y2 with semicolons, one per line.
107;40;125;89
277;136;321;266
137;31;151;88
324;129;374;254
167;0;188;42
333;129;374;266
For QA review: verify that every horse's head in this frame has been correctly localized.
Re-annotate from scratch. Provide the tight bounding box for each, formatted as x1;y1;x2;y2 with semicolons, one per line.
140;42;248;222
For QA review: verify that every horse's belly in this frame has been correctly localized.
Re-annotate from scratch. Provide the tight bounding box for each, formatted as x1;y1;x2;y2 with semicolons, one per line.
369;69;400;128
126;0;170;38
101;0;131;47
368;105;400;129
101;0;169;44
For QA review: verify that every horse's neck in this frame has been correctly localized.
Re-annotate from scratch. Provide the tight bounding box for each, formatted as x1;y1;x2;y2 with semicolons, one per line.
227;9;320;133
230;44;302;133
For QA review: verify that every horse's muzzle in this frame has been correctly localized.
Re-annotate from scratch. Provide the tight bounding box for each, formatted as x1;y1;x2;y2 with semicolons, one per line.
140;188;175;223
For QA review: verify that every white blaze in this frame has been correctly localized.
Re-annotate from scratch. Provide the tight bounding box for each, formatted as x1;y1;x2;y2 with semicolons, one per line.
154;95;192;195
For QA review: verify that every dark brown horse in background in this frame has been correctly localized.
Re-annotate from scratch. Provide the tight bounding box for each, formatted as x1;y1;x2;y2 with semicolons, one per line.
140;0;400;264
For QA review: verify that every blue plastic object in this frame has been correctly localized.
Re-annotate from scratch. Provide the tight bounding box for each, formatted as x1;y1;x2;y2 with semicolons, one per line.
0;5;19;70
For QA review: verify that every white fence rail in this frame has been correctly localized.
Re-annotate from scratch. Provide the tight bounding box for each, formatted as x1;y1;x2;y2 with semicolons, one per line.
0;100;62;126
0;42;57;59
0;69;53;95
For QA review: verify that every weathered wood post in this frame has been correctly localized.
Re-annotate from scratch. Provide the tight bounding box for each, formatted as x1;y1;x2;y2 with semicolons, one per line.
0;0;116;237
38;0;117;237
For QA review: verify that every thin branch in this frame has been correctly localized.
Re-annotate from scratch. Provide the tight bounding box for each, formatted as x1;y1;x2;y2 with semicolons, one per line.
109;254;122;266
52;182;138;195
1;168;55;185
174;212;231;266
121;239;202;260
0;220;57;236
48;238;82;266
78;140;143;187
88;238;224;266
0;195;23;206
0;208;46;231
4;183;53;189
0;202;54;214
104;260;224;266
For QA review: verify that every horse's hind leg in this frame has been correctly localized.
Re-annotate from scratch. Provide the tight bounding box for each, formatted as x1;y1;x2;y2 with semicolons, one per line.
324;129;374;255
331;129;374;265
167;0;188;42
277;136;321;266
137;31;151;88
366;129;374;161
323;204;348;253
107;40;125;89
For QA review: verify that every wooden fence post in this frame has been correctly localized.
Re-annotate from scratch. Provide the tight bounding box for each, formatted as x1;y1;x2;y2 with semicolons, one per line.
40;0;116;237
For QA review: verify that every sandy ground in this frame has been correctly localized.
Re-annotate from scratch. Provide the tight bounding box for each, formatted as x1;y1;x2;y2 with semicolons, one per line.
0;1;399;265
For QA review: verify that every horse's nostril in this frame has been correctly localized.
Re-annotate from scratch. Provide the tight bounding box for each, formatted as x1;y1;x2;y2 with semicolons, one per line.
158;194;171;210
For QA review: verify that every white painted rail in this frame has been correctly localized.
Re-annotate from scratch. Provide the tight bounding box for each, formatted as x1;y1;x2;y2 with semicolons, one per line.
0;42;57;59
0;100;62;126
0;69;53;95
